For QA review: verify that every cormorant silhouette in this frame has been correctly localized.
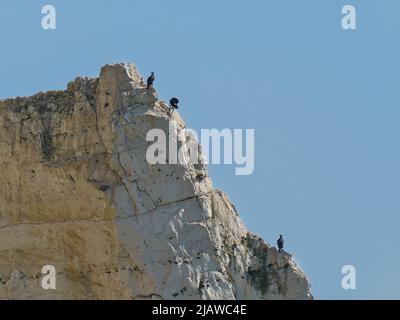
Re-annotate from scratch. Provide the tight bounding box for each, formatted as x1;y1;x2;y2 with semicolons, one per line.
277;235;284;253
147;72;155;89
168;97;179;115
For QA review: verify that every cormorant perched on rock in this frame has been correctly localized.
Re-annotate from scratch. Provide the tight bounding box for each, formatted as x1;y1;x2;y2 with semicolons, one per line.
168;97;179;116
277;235;284;253
147;72;155;89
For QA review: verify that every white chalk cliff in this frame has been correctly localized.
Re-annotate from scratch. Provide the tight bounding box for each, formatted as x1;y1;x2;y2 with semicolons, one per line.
0;63;312;300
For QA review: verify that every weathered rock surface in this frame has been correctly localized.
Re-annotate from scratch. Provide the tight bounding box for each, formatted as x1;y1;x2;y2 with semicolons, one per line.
0;63;312;300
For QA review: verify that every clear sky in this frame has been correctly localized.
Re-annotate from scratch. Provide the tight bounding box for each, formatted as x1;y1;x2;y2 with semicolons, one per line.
1;0;399;299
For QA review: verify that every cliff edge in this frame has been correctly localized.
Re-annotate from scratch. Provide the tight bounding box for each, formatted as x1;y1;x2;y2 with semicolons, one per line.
0;63;312;300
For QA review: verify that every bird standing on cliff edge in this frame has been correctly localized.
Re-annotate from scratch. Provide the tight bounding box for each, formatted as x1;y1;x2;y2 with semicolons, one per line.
277;235;284;253
147;72;155;89
168;97;180;116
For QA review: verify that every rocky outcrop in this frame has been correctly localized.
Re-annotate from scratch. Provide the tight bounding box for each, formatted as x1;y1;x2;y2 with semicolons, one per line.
0;63;312;300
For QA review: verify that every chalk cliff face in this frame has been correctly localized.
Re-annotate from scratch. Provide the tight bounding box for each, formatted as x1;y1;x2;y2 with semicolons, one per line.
0;63;312;300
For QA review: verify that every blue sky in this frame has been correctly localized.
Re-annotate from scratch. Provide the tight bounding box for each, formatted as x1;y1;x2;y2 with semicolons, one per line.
1;0;399;299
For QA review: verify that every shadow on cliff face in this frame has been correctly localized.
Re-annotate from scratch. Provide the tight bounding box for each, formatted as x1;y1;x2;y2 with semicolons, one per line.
40;121;54;161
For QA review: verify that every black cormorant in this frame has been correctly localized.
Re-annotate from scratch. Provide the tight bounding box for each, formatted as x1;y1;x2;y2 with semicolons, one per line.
277;235;284;253
147;72;155;89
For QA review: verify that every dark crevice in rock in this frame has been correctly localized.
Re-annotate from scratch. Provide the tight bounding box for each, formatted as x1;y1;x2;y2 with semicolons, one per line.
40;121;54;161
